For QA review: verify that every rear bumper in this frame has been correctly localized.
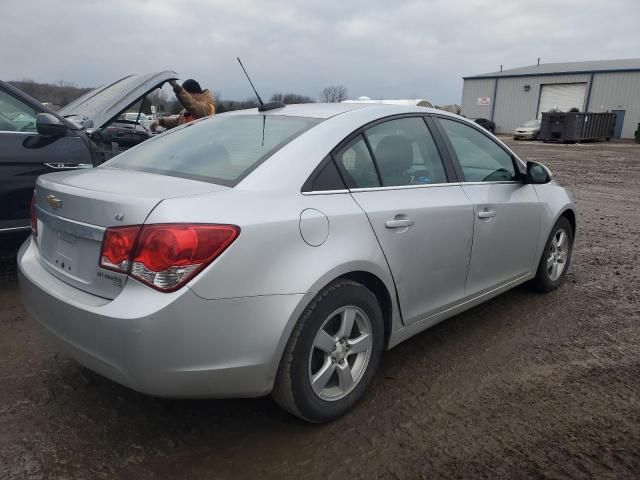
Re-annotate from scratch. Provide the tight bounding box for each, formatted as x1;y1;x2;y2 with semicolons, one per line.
18;237;306;398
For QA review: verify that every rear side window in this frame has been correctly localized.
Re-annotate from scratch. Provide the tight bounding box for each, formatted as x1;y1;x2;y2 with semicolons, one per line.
364;117;448;186
307;159;346;191
333;135;380;188
438;118;517;182
105;115;321;186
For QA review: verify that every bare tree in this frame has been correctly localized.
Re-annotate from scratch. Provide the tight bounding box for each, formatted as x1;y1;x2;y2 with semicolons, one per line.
270;92;315;104
320;85;348;103
214;96;259;113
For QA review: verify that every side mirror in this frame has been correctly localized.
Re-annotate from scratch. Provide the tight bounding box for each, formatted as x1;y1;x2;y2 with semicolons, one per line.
526;161;552;184
36;113;67;137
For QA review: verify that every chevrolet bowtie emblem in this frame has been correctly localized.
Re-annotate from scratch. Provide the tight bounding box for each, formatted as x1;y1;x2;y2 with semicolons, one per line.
46;194;62;209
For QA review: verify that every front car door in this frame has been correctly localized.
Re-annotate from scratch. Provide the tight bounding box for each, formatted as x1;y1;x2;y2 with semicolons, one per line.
434;117;542;297
334;116;475;325
0;84;92;235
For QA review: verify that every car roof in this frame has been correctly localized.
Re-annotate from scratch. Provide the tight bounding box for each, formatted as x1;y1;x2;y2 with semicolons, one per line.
221;102;454;120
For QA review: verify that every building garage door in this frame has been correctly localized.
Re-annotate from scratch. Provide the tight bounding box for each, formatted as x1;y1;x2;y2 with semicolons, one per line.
537;83;587;117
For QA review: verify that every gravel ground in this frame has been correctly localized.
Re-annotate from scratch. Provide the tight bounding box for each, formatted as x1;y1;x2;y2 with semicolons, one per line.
1;138;639;480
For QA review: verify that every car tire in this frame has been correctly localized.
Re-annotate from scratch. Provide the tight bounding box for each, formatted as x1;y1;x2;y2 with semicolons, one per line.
272;279;384;423
530;216;574;292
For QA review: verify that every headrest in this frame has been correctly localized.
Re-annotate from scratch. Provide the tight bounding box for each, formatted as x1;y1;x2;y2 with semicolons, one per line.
374;135;413;174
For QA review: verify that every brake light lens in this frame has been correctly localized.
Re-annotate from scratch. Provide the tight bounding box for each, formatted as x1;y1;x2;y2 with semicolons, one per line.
100;226;141;272
99;224;239;292
30;193;37;237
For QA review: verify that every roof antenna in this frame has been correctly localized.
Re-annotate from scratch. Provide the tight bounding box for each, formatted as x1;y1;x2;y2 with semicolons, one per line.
537;57;541;66
236;57;284;112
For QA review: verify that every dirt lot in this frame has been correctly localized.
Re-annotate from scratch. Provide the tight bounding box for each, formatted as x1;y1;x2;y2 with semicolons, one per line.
1;138;639;480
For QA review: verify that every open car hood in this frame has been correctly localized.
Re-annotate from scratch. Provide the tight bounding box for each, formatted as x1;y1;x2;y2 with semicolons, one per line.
58;71;178;130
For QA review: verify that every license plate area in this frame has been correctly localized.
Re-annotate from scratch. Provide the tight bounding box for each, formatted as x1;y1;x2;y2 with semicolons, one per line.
41;230;79;275
34;206;127;298
40;225;96;279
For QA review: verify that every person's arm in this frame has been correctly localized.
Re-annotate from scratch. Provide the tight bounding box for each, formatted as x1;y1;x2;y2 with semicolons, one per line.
173;84;213;118
157;115;180;129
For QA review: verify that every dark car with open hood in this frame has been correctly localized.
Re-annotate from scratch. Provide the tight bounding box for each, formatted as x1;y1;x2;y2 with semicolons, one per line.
0;72;177;247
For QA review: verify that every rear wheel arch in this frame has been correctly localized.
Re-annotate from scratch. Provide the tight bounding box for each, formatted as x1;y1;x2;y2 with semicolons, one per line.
272;277;386;421
269;264;396;391
337;271;393;348
560;208;576;235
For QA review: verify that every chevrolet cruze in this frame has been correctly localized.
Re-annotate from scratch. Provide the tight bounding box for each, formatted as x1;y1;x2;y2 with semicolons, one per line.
18;103;575;422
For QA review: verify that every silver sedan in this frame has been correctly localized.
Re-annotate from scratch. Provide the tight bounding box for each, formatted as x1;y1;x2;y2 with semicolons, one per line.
18;103;575;422
513;119;542;140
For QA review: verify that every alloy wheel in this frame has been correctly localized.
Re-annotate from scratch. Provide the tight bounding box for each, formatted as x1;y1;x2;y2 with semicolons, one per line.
547;228;570;281
308;306;373;401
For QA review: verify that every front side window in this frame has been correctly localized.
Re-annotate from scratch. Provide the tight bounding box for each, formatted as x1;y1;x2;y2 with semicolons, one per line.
333;135;380;188
438;118;518;182
0;89;37;133
105;115;321;186
365;117;447;186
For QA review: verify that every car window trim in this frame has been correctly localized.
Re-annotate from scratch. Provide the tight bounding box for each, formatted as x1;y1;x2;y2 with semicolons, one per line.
360;131;383;186
423;116;460;182
0;130;34;135
301;189;350;196
432;115;524;182
349;181;462;193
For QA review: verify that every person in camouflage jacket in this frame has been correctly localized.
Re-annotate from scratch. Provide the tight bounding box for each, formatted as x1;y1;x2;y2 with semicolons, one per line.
151;79;215;130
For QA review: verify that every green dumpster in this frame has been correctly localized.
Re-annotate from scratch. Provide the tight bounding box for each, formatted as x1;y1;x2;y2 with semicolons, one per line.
636;123;640;143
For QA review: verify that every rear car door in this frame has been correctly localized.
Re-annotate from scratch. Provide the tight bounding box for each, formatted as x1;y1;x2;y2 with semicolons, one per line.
335;116;474;325
434;117;542;296
0;84;92;234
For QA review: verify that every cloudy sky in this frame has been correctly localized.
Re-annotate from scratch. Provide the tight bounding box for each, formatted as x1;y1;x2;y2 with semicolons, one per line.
2;0;639;104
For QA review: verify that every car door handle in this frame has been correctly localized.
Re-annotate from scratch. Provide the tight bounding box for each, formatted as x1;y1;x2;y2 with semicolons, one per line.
478;210;496;219
45;163;92;170
385;219;415;228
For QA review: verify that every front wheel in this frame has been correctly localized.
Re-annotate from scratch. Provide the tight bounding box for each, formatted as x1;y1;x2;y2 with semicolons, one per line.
530;217;574;292
272;280;384;422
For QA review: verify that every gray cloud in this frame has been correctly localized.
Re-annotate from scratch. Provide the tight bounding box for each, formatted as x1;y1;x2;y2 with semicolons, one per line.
1;0;639;103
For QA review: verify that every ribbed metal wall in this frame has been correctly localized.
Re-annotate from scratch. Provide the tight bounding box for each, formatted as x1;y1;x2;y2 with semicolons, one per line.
460;78;494;120
588;72;640;138
461;71;640;138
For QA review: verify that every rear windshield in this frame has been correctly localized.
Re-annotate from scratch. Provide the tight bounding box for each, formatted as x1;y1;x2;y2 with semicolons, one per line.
104;115;321;186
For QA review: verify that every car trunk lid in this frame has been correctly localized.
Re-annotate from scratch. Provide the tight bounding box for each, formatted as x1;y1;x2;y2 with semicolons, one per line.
34;168;226;299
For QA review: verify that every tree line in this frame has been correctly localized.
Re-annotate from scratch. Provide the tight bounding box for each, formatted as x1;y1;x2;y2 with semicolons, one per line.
7;79;350;113
8;80;92;108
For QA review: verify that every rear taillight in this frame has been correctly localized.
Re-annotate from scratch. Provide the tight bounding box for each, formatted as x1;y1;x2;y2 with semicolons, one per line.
99;224;239;292
100;226;141;272
30;193;37;237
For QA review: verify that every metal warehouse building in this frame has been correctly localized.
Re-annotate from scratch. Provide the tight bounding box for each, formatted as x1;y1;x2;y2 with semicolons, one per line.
461;58;640;139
